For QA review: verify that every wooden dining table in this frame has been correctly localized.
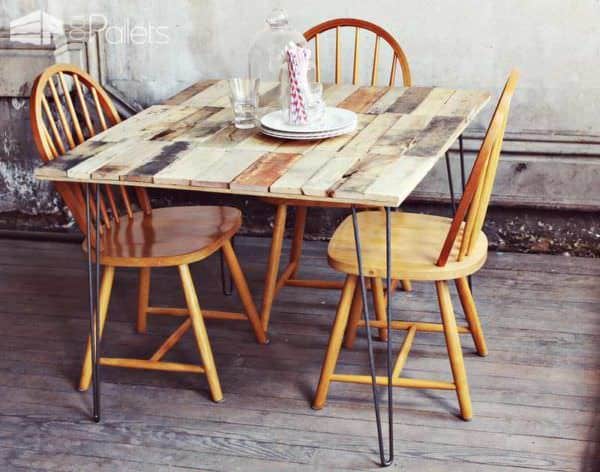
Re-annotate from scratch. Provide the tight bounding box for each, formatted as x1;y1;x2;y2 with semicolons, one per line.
35;78;490;465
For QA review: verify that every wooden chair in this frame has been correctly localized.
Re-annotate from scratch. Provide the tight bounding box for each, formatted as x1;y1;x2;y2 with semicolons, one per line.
313;70;520;420
260;19;413;334
30;64;267;402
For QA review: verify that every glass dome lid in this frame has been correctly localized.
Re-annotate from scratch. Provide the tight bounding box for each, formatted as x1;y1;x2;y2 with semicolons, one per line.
248;8;306;83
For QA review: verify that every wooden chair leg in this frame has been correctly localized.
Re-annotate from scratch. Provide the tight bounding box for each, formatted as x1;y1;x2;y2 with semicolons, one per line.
137;267;150;333
436;280;472;421
455;277;488;356
343;282;363;349
178;264;223;402
400;279;412;291
289;206;308;278
221;239;269;344
261;204;287;331
313;275;358;409
371;277;389;341
79;266;115;392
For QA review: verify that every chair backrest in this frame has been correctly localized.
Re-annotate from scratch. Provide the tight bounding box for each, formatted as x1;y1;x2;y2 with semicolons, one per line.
304;18;411;86
437;70;520;267
30;63;151;245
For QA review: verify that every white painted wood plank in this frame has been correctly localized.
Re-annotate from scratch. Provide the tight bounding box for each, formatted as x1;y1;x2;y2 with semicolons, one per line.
179;80;229;107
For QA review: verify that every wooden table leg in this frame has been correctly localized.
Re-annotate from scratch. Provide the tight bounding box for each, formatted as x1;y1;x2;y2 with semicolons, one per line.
260;204;287;332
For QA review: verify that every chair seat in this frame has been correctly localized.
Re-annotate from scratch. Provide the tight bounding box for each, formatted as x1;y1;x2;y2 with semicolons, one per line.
84;206;241;267
327;211;488;281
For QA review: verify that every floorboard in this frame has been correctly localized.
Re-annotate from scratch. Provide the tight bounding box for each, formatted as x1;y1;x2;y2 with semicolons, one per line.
0;237;598;471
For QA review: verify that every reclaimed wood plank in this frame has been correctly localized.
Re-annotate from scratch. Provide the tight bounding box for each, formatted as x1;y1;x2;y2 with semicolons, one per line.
322;84;359;106
412;88;456;116
366;87;407;114
148;106;222;141
363;154;440;204
179;80;229;107
123;141;193;183
270;150;334;195
439;89;491;119
404;116;466;158
332;153;403;199
342;113;400;152
164;80;219;105
301;152;362;197
202;124;256;148
91;141;170;181
387;86;434;114
34;140;113;178
153;147;227;186
190;149;265;188
370;114;434;155
66;140;138;179
89;105;173;142
337;86;388;113
230;152;303;193
313;114;375;151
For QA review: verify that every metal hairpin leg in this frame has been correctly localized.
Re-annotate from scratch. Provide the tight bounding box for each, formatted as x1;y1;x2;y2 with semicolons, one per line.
458;136;473;292
220;236;234;296
85;184;101;422
351;207;394;467
444;151;456;214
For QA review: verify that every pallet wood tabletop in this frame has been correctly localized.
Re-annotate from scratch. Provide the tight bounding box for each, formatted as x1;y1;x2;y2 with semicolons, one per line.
35;80;490;207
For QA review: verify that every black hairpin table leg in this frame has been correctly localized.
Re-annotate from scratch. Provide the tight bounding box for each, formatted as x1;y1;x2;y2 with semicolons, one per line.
444;151;456;215
351;207;394;467
85;183;101;422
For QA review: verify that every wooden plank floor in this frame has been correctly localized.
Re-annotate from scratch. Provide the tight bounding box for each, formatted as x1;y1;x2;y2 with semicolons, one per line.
0;236;598;471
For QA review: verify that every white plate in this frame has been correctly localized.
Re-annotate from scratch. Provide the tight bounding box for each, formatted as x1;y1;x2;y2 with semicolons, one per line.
260;123;356;140
260;107;357;134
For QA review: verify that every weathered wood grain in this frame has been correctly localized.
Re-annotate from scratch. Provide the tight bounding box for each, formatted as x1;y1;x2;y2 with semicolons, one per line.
405;116;466;158
163;80;219;105
180;80;229;107
91;141;170;181
230;152;303;193
67;140;138;179
370;114;433;155
34;140;113;178
190;149;265;188
35;82;491;207
124;141;193;183
439;89;491;119
270;150;334;195
153;147;226;186
338;86;388;112
301;152;362;197
387;86;434;114
149;106;222;141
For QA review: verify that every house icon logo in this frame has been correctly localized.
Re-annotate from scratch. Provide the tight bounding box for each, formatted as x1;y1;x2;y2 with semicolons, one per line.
10;10;64;46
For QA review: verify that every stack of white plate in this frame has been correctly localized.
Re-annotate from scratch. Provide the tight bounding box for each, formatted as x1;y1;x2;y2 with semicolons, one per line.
260;107;357;140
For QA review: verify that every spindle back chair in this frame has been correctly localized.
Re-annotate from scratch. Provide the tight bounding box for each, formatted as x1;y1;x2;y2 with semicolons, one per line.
304;18;411;86
30;63;151;247
30;64;267;404
260;19;412;334
317;71;520;420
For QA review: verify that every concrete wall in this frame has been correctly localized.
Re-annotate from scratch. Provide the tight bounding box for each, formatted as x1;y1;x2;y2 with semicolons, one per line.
1;0;599;253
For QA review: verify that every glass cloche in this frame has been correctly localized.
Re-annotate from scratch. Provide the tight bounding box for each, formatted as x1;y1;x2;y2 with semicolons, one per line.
248;9;306;105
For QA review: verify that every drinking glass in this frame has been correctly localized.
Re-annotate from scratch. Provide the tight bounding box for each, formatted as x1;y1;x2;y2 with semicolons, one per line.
228;78;259;129
307;81;325;123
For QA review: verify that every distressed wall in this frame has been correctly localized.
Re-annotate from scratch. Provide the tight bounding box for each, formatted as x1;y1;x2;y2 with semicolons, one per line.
0;0;599;254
